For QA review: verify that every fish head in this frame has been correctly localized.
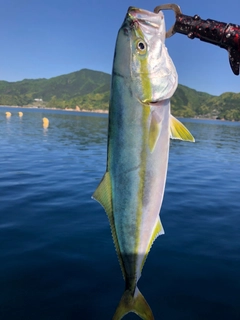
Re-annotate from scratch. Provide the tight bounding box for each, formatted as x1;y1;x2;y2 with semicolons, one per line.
113;7;178;103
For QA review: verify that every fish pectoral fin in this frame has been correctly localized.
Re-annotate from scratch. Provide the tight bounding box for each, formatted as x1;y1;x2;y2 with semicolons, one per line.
113;287;154;320
170;115;195;142
92;171;112;217
148;110;162;152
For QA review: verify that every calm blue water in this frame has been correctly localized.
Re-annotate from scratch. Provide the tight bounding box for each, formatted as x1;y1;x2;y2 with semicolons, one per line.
0;107;239;320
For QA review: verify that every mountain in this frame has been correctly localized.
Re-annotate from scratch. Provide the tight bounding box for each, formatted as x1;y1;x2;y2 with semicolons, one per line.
0;69;110;102
0;69;240;120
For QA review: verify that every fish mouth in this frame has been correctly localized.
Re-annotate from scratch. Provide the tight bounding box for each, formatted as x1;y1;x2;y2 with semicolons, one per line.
127;6;163;29
122;6;165;38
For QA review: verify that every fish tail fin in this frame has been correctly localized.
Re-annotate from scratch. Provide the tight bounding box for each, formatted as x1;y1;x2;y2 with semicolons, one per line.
112;287;154;320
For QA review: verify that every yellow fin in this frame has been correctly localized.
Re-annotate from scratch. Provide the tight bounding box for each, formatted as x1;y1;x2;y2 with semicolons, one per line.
170;115;195;142
148;110;162;152
92;172;126;279
92;172;112;218
141;218;164;272
147;218;164;253
113;287;154;320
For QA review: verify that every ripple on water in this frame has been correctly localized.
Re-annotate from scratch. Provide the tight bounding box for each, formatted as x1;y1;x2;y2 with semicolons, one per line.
0;111;240;319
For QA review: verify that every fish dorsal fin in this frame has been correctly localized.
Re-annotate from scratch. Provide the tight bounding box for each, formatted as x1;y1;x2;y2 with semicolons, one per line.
92;172;126;279
141;217;164;272
148;110;162;152
170;115;195;142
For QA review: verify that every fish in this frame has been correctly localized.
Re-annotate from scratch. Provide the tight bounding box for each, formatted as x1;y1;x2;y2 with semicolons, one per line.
92;6;195;320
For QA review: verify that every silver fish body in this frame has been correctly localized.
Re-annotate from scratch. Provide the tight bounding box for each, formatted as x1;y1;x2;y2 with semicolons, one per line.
93;7;194;320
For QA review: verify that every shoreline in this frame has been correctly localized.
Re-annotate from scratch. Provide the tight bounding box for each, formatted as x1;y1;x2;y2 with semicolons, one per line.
0;105;109;114
0;105;238;122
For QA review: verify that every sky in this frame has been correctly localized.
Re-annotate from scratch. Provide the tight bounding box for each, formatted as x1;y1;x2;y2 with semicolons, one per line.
0;0;240;96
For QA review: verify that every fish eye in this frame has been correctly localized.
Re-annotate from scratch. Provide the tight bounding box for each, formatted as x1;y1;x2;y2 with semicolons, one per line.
138;42;145;50
136;39;147;54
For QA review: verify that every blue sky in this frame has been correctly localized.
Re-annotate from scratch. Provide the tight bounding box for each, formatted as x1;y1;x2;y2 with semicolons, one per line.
0;0;240;95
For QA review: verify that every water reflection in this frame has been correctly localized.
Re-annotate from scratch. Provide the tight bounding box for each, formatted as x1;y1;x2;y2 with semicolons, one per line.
53;113;108;147
0;108;240;320
43;128;48;138
171;118;240;164
0;107;108;148
2;107;240;169
1;107;240;155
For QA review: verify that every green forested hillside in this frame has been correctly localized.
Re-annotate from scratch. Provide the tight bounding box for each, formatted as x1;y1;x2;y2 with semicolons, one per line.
204;92;240;121
171;85;213;118
0;69;240;120
0;69;110;103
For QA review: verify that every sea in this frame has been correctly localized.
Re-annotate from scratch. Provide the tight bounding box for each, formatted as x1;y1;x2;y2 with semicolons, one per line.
0;106;239;320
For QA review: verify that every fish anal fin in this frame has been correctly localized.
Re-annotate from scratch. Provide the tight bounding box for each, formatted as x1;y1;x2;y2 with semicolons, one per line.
170;115;195;142
113;287;154;320
148;110;162;152
141;218;164;273
92;172;126;280
147;217;164;254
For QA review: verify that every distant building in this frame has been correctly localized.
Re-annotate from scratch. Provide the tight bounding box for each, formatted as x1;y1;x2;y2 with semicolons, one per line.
34;98;43;102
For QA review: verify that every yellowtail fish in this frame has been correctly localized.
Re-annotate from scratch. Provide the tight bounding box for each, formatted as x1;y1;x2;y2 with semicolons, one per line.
92;7;194;320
